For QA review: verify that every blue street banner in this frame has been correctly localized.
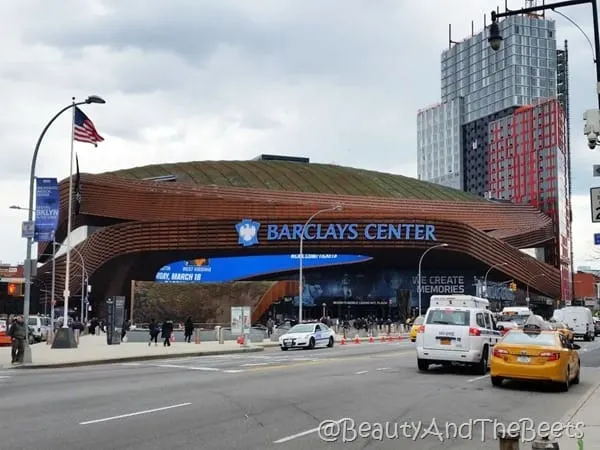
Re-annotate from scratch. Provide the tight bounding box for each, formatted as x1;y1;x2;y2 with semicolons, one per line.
34;177;59;242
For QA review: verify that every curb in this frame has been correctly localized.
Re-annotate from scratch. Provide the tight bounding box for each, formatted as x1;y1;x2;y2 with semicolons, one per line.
559;377;600;424
8;346;264;370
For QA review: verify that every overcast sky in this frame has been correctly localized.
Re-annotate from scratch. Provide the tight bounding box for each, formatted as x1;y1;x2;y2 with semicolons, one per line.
1;0;599;270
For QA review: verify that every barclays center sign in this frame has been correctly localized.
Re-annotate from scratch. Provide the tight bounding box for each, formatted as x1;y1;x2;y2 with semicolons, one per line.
235;219;437;248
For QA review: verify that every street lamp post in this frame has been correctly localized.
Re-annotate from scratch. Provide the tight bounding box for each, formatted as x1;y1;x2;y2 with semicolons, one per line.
298;205;343;323
526;274;547;305
417;243;449;316
22;95;105;363
483;262;509;298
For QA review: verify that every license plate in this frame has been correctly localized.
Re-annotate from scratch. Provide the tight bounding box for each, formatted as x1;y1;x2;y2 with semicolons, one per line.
440;338;451;345
517;356;530;363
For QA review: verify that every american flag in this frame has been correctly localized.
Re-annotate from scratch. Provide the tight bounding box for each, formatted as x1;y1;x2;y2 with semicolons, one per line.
73;107;104;146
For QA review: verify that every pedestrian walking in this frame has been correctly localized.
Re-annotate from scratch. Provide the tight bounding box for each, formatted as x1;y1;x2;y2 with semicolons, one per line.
8;315;26;364
148;319;159;346
184;316;194;343
161;319;173;346
266;318;274;338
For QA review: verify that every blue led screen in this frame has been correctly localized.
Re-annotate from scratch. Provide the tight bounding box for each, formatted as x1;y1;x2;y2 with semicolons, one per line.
155;254;373;284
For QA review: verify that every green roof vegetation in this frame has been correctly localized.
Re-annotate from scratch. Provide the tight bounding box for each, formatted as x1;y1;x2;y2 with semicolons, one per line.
107;160;484;202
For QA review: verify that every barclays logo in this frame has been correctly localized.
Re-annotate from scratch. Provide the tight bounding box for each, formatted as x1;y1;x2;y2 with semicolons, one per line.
236;219;260;247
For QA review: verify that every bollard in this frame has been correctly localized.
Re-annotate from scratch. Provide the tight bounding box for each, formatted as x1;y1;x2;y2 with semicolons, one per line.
75;330;80;345
194;329;200;344
497;429;520;450
531;436;559;449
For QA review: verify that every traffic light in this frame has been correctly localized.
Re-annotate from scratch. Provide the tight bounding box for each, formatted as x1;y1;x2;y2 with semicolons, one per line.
6;283;23;297
509;282;517;292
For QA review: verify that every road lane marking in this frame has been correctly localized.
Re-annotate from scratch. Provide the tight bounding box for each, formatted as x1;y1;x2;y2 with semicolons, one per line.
79;402;192;425
223;369;245;373
241;363;269;367
467;375;489;383
0;376;10;379
120;363;142;366
355;370;368;375
273;419;346;444
376;368;391;371
187;367;220;371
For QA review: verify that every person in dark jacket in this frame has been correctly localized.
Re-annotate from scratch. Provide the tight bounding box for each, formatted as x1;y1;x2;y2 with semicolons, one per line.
8;315;27;364
184;317;194;343
161;320;174;346
148;319;159;346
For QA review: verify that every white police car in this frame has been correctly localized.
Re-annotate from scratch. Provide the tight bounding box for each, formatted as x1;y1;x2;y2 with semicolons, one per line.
279;323;335;350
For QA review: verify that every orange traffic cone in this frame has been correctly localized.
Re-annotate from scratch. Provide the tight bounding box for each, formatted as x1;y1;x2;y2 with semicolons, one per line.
340;336;346;345
368;335;375;343
388;335;394;342
354;335;360;344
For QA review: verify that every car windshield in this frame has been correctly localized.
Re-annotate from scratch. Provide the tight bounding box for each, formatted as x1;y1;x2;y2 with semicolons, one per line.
413;316;424;325
425;309;470;326
288;324;314;334
502;332;557;346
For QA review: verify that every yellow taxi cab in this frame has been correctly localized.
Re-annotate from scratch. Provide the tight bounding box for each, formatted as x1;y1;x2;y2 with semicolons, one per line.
490;320;581;391
409;316;424;342
549;321;574;343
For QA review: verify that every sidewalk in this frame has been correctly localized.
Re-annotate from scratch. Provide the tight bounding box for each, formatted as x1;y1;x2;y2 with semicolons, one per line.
0;335;264;369
556;380;600;449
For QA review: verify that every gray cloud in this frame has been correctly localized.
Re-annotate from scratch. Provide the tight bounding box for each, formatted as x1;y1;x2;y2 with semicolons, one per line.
0;0;598;267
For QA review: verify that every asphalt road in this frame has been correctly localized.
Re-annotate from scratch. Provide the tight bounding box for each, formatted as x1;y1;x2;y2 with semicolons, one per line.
1;339;600;450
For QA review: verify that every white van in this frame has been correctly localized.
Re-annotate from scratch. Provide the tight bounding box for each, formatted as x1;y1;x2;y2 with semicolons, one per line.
28;315;51;342
558;307;595;341
500;306;532;327
415;295;502;374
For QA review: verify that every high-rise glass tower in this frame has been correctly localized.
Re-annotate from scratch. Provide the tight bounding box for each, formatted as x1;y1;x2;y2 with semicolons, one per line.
416;14;572;303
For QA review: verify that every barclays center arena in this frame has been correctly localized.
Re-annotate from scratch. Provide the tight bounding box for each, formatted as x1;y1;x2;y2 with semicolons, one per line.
33;155;563;324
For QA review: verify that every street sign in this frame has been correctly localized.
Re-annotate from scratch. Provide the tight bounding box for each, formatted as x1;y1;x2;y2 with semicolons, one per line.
594;165;600;177
595;234;600;245
21;221;34;239
591;187;600;223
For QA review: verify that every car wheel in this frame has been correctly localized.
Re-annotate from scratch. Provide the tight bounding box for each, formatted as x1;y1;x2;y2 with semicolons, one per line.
474;346;489;375
327;337;334;348
410;338;416;343
280;346;288;351
573;366;580;385
584;334;590;342
308;337;315;349
558;368;570;392
491;376;503;387
417;359;429;372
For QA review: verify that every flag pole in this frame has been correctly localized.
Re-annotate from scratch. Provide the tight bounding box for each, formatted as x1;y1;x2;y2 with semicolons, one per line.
62;97;76;329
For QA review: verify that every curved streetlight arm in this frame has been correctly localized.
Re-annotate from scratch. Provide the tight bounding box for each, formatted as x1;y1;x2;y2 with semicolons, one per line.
417;243;448;316
491;0;600;110
298;205;342;323
483;262;509;297
526;273;547;299
23;97;104;361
